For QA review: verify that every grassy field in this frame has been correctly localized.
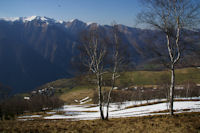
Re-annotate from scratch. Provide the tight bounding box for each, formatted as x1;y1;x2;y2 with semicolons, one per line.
59;88;94;103
118;67;200;86
37;67;200;103
0;112;200;133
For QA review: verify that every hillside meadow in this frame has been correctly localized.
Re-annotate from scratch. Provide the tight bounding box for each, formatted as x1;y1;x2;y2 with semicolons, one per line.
38;67;200;103
0;112;200;133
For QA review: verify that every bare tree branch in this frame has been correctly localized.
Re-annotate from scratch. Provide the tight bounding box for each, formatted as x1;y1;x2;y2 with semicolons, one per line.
137;0;200;116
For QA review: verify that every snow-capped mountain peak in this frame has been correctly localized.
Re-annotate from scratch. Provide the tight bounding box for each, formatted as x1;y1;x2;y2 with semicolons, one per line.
86;22;94;25
68;19;84;24
0;16;97;27
69;19;76;23
0;17;20;22
56;20;64;24
23;16;37;21
40;16;48;21
22;16;56;24
0;16;57;24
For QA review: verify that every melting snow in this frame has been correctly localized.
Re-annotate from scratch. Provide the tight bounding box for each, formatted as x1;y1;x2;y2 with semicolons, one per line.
18;97;200;121
18;115;41;118
80;96;90;102
44;99;200;120
80;99;92;104
74;96;92;104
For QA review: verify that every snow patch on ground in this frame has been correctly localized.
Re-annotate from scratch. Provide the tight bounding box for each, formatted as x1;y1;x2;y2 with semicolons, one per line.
18;97;200;121
18;115;41;118
46;112;56;114
80;96;89;102
44;99;200;120
74;96;92;104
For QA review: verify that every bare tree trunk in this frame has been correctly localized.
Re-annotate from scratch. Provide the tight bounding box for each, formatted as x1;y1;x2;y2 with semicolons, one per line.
80;28;107;120
105;89;112;120
105;24;121;120
105;72;115;120
97;73;105;120
186;81;189;98
169;64;175;115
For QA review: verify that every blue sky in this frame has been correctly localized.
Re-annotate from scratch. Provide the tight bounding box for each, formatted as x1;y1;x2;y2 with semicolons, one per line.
0;0;141;26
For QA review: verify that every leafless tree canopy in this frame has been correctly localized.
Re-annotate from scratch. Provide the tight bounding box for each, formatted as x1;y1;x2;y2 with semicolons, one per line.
138;0;200;30
79;27;107;119
79;24;131;120
80;29;107;74
137;0;200;115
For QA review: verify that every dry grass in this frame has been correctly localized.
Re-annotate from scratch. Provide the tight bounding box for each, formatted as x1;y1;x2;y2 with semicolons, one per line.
150;110;177;114
59;86;111;104
150;109;191;114
0;112;200;133
175;99;200;102
151;109;191;114
85;105;98;108
60;88;94;104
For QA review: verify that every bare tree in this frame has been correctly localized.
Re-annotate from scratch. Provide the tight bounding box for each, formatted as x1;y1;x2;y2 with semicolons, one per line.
79;24;129;120
80;27;107;120
105;23;121;120
137;0;200;115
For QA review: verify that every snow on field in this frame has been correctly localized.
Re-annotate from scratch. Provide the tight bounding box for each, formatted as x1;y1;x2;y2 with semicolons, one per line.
74;96;93;104
18;115;41;118
44;97;200;120
44;101;200;120
18;97;200;121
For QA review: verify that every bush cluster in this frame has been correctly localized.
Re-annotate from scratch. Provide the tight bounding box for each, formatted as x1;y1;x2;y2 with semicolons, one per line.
0;95;64;120
93;84;200;104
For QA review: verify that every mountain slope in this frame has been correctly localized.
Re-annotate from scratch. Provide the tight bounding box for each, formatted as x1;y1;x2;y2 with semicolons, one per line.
0;39;69;93
0;16;199;93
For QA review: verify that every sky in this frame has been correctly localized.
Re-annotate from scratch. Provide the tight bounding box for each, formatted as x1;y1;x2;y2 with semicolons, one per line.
0;0;142;27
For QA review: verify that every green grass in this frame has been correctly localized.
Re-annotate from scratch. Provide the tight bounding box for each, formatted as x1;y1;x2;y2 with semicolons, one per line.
38;67;200;103
118;67;200;86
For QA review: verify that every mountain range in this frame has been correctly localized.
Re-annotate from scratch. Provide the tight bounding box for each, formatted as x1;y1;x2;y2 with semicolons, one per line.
0;16;199;94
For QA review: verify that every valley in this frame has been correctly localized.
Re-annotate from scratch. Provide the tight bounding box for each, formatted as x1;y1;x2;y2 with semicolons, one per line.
0;1;200;132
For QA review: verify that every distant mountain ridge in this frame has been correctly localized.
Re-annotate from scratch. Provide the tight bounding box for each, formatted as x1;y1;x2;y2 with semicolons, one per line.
1;16;66;24
0;16;97;26
0;16;199;93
